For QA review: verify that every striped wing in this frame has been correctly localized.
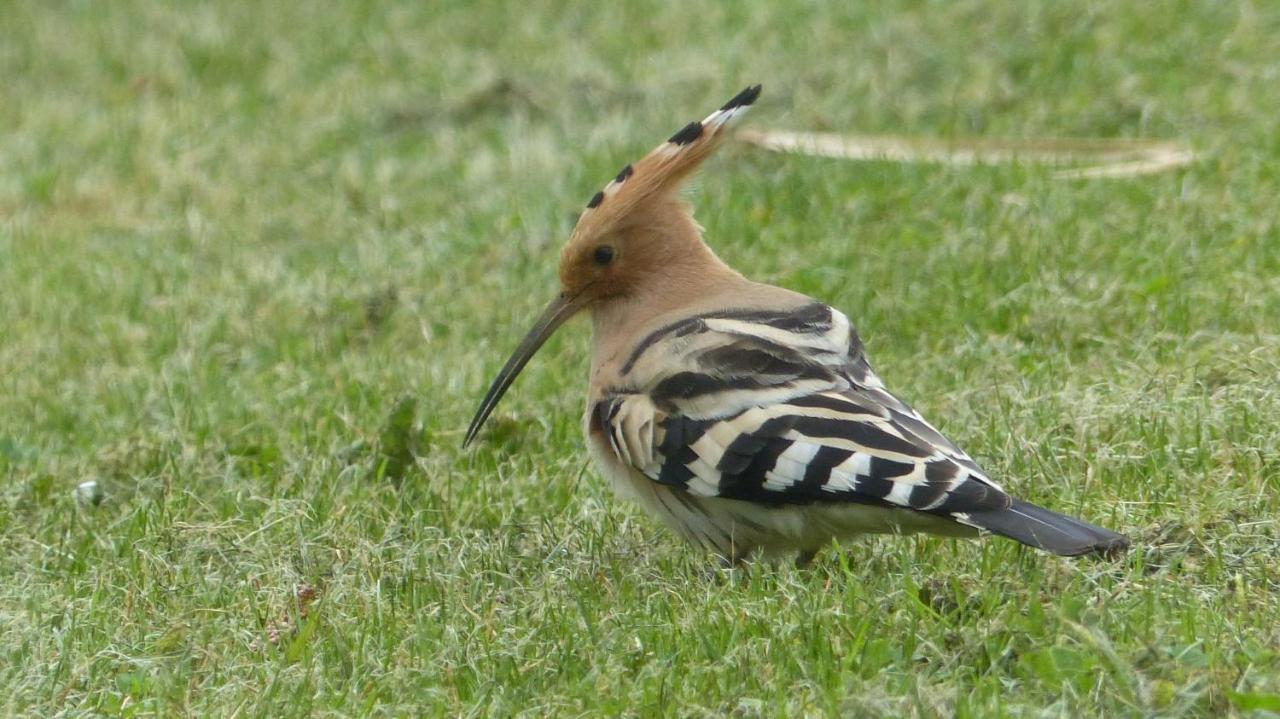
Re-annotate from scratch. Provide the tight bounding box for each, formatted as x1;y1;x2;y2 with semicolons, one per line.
596;303;1010;520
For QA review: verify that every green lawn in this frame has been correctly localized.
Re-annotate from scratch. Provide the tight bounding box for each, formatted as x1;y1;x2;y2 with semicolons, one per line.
3;1;1279;716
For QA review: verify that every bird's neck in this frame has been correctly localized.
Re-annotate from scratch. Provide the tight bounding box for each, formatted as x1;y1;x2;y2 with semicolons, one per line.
588;239;746;372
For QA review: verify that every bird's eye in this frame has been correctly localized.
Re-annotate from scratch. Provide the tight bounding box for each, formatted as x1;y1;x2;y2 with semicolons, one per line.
593;245;615;265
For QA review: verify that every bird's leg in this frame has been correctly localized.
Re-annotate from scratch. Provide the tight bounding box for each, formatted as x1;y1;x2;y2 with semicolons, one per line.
794;549;819;569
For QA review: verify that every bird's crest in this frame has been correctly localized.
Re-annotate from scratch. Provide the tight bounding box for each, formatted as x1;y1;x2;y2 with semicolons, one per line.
570;85;762;238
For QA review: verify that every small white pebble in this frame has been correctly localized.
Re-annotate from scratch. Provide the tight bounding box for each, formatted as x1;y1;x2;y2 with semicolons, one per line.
74;480;104;507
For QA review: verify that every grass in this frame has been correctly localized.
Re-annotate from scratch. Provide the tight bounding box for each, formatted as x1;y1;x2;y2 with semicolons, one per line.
2;1;1279;715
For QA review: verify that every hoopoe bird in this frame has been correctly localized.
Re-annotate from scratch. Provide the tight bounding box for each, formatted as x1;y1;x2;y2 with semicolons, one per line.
464;85;1129;565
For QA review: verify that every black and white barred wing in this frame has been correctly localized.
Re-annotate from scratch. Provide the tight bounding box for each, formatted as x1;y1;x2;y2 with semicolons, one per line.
596;302;1130;555
657;391;1011;516
598;303;1010;520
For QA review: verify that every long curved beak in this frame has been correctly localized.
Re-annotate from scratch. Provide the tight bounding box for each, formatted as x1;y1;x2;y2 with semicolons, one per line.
463;292;587;447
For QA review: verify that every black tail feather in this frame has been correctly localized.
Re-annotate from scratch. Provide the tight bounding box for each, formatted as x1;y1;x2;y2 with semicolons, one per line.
964;499;1129;557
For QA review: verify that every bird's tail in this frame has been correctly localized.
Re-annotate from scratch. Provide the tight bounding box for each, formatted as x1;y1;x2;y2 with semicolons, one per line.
962;499;1129;557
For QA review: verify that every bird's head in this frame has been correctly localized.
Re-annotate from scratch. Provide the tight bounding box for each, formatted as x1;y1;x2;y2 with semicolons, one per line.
464;84;763;447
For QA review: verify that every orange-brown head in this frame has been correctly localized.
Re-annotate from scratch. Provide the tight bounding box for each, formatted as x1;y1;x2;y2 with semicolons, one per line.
464;85;762;446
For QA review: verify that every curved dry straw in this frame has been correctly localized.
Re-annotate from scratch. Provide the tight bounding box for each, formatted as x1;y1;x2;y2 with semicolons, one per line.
737;129;1195;179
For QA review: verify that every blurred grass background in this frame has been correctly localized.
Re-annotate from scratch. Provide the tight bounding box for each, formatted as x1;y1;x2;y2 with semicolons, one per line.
2;1;1279;715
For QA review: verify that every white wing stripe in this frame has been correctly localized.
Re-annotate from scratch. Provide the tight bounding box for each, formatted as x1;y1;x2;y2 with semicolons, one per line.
703;318;837;352
762;442;821;492
781;428;924;465
823;453;871;493
886;481;915;506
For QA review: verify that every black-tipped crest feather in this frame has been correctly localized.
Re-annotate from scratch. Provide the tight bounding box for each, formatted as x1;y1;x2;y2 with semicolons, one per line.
668;121;704;145
572;85;764;232
721;84;762;110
